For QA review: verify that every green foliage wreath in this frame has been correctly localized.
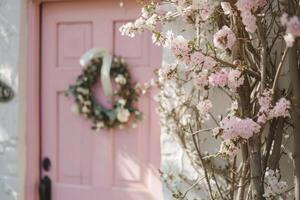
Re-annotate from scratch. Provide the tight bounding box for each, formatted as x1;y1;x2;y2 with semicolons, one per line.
67;57;143;130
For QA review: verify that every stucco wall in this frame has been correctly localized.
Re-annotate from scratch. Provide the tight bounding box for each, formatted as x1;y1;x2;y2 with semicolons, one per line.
0;0;20;199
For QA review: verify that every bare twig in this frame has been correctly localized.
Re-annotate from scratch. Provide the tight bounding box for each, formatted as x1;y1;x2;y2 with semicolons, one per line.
272;47;289;92
189;123;215;200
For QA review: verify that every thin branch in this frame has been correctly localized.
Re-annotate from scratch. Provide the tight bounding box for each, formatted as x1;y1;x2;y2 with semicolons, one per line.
189;123;215;200
272;47;289;92
192;128;213;136
180;176;204;199
212;169;225;200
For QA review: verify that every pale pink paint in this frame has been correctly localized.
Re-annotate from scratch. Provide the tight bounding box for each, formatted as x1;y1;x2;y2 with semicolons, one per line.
39;1;162;200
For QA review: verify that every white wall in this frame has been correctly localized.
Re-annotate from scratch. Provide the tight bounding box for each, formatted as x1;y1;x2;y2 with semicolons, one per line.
160;20;203;199
0;0;21;199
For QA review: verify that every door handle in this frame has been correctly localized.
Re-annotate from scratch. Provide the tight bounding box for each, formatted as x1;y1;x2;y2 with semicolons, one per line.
39;176;51;200
39;157;52;200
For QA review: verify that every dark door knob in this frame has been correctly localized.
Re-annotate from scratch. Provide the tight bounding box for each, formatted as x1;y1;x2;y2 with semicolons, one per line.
42;158;51;172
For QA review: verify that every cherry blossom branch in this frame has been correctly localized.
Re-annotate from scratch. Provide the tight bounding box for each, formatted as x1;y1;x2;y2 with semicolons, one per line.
211;56;261;80
120;1;297;199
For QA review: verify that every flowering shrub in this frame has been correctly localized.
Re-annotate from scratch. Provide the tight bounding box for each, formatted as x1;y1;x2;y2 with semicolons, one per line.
121;0;300;199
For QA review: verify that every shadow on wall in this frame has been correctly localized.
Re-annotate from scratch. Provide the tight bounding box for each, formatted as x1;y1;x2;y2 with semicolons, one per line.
0;0;20;199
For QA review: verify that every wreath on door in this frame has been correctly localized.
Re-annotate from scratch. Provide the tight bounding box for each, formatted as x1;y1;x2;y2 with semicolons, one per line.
66;48;145;131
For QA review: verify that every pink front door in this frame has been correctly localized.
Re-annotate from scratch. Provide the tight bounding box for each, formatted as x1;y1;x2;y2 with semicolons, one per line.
41;1;162;200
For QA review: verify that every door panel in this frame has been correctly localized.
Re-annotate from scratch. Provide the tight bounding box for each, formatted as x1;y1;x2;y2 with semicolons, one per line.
41;1;162;200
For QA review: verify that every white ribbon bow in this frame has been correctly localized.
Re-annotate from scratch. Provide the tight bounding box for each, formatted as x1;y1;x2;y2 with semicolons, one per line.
79;48;113;98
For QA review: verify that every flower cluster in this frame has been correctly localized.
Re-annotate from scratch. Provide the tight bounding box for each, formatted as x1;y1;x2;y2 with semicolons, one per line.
216;116;261;140
270;98;291;118
281;14;300;47
197;99;212;118
257;89;291;124
213;26;236;50
227;69;245;91
219;139;239;156
191;0;215;20
209;69;244;91
263;169;289;199
165;30;243;92
169;34;191;64
209;69;229;87
120;3;159;37
190;51;216;70
236;0;267;33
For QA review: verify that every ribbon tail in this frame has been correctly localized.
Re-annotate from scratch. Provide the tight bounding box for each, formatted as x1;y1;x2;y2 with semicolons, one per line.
101;53;113;98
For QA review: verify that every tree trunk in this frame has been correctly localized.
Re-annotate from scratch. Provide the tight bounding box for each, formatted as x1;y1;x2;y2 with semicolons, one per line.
248;136;264;200
269;119;284;170
236;145;249;200
289;43;300;200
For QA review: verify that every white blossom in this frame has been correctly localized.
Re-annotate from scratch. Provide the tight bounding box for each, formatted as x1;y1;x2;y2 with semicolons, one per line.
115;74;127;85
117;108;131;123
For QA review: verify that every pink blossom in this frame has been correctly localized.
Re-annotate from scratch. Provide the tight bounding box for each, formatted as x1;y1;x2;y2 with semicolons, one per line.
257;113;268;124
197;99;213;115
236;0;255;11
257;0;267;7
219;139;239;156
170;35;191;64
190;51;205;66
264;169;289;198
284;33;295;47
286;16;300;36
203;57;217;70
282;15;300;47
257;90;291;123
236;0;266;13
236;0;266;33
194;71;209;89
119;22;141;37
270;98;291;118
192;0;214;20
199;7;214;20
258;89;273;112
190;52;217;70
241;11;257;33
227;69;244;91
281;13;289;26
213;26;236;50
209;69;228;87
220;116;261;140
